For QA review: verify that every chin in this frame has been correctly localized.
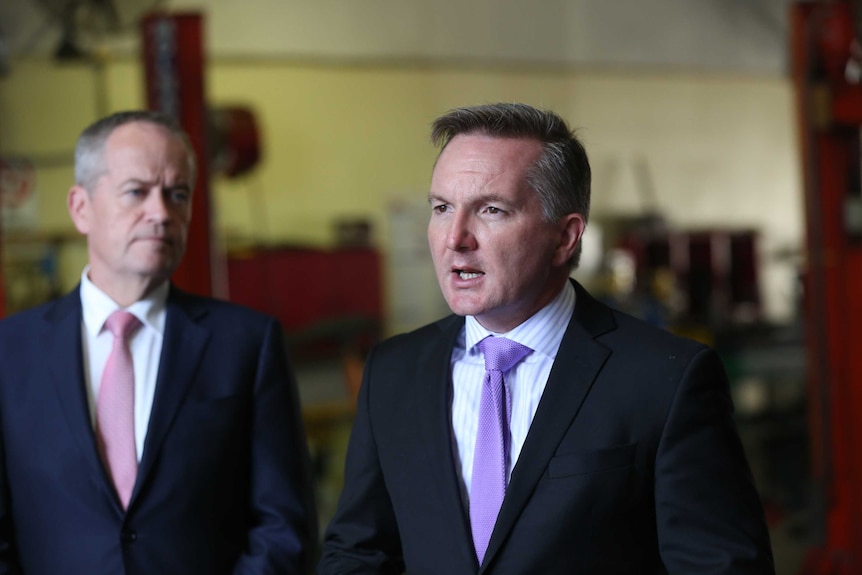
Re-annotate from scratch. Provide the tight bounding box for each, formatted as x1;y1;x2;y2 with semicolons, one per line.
444;297;485;318
135;261;176;280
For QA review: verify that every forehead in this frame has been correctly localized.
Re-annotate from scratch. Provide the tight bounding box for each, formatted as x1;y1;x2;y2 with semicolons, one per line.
102;122;191;172
432;134;542;184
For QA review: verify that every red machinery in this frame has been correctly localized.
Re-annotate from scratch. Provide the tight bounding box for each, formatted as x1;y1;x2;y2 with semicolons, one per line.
141;12;215;297
792;2;862;571
140;13;263;299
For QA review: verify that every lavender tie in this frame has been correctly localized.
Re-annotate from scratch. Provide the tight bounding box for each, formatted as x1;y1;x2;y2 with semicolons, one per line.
96;310;142;510
470;336;532;565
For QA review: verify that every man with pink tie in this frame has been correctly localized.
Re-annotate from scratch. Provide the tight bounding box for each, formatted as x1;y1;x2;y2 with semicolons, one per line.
0;110;314;574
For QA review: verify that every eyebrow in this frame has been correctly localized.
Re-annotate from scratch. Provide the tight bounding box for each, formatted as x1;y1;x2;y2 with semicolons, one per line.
120;178;191;190
429;192;514;204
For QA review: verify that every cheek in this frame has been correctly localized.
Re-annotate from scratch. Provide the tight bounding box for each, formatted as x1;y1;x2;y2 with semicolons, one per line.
174;207;192;224
427;230;449;261
429;250;446;276
500;239;550;278
427;222;443;245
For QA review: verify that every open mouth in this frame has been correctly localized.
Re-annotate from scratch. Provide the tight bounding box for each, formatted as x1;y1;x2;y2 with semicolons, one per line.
455;270;483;280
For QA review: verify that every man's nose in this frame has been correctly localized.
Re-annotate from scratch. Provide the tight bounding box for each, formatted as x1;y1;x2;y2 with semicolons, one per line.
145;189;170;223
446;212;477;251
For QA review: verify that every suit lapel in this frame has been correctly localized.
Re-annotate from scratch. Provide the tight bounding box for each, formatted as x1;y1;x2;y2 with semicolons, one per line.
417;315;480;570
45;289;117;501
133;287;210;502
481;281;616;570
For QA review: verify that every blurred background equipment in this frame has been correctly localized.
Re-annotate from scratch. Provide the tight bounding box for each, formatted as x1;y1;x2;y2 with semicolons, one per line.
792;1;862;572
613;224;762;332
208;106;261;179
31;0;165;60
0;155;39;318
0;27;9;76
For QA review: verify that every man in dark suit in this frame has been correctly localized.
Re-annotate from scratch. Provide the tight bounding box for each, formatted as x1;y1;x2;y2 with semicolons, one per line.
319;103;774;574
0;111;314;574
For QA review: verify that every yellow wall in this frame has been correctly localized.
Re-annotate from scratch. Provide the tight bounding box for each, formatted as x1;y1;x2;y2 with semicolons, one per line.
0;57;802;323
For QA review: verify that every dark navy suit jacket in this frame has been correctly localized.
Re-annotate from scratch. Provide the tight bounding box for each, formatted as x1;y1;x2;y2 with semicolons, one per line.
319;280;774;574
0;286;313;574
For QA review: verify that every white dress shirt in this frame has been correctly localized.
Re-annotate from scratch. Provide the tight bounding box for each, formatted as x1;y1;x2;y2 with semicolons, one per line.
450;281;575;504
79;269;168;462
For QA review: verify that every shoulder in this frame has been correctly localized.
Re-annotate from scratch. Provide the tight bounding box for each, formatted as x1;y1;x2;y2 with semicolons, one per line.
600;308;714;388
574;280;707;357
360;314;462;375
598;308;727;412
0;290;78;335
609;308;706;355
0;303;49;332
571;283;714;388
0;292;80;368
168;288;278;334
375;314;462;354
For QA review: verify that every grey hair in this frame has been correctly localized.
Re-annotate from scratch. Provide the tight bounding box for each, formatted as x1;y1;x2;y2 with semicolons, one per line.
431;103;590;267
74;110;197;191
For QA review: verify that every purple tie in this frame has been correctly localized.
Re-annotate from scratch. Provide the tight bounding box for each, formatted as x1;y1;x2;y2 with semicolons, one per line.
96;310;141;510
470;336;532;565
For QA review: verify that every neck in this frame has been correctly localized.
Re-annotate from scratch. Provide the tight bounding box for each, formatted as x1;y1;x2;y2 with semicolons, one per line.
87;272;165;307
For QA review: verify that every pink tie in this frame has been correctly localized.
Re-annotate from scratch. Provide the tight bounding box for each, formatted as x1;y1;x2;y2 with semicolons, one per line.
96;310;141;510
470;336;532;565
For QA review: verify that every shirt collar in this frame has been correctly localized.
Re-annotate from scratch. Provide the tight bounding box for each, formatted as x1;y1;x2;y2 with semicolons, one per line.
465;280;575;360
79;266;170;337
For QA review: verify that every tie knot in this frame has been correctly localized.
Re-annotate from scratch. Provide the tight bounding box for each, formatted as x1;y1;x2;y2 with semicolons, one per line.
105;310;142;340
478;336;532;372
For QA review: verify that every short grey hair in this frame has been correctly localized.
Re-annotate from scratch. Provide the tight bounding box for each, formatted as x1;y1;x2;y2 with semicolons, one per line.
74;110;197;191
431;102;590;267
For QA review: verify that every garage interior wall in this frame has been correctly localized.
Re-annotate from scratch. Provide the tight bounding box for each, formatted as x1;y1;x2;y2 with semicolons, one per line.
0;57;803;329
0;0;804;332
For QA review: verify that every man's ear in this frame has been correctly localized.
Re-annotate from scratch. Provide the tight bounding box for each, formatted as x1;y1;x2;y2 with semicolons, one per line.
553;213;586;267
67;185;91;235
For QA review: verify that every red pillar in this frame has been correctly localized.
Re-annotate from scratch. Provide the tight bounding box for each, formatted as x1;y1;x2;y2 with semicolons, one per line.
792;2;862;572
141;12;214;297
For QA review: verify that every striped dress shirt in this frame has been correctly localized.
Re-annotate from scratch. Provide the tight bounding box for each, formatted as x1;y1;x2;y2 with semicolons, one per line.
450;281;575;506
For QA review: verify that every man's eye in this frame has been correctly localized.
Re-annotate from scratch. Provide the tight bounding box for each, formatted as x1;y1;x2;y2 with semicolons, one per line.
169;189;191;203
432;204;448;213
487;206;501;214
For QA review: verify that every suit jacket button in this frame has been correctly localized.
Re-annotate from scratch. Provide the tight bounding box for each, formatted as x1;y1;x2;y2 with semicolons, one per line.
120;529;137;544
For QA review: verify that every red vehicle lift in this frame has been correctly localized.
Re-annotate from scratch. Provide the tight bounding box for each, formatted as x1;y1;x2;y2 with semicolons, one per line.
141;12;215;298
792;2;862;572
